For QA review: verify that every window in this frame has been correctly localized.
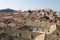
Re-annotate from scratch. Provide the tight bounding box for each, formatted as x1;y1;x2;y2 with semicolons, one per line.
9;36;13;40
54;32;59;36
19;33;21;36
48;30;49;32
42;29;44;32
37;28;38;31
31;35;33;38
50;20;53;22
56;32;59;36
0;27;3;30
54;20;57;23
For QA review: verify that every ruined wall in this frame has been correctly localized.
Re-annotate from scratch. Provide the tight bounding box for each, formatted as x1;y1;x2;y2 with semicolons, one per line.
50;24;56;34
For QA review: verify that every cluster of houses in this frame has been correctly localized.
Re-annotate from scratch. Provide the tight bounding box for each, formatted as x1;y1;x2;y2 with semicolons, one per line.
0;9;60;40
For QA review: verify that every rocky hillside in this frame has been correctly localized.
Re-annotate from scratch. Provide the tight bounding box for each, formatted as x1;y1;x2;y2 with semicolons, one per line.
0;9;60;40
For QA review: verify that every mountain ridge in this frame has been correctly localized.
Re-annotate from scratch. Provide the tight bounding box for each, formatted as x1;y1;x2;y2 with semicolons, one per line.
0;8;15;12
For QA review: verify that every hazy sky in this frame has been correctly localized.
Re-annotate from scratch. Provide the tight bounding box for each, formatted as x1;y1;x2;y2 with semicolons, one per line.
0;0;60;11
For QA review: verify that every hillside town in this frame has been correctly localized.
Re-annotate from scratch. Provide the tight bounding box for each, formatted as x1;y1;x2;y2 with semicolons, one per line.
0;9;60;40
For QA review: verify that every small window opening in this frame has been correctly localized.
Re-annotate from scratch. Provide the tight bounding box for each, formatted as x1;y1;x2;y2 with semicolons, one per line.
54;20;57;23
50;20;53;22
9;36;13;40
31;35;33;38
48;31;49;32
42;29;44;32
19;33;21;36
56;32;59;36
37;28;38;31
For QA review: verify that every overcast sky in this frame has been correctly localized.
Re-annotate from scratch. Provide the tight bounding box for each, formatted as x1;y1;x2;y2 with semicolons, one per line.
0;0;60;11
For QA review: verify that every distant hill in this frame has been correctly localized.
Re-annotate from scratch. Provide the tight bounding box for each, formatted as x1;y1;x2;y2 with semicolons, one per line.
0;8;15;12
57;11;60;14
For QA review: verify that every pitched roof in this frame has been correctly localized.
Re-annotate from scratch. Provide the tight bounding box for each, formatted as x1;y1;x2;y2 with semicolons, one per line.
8;23;16;27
